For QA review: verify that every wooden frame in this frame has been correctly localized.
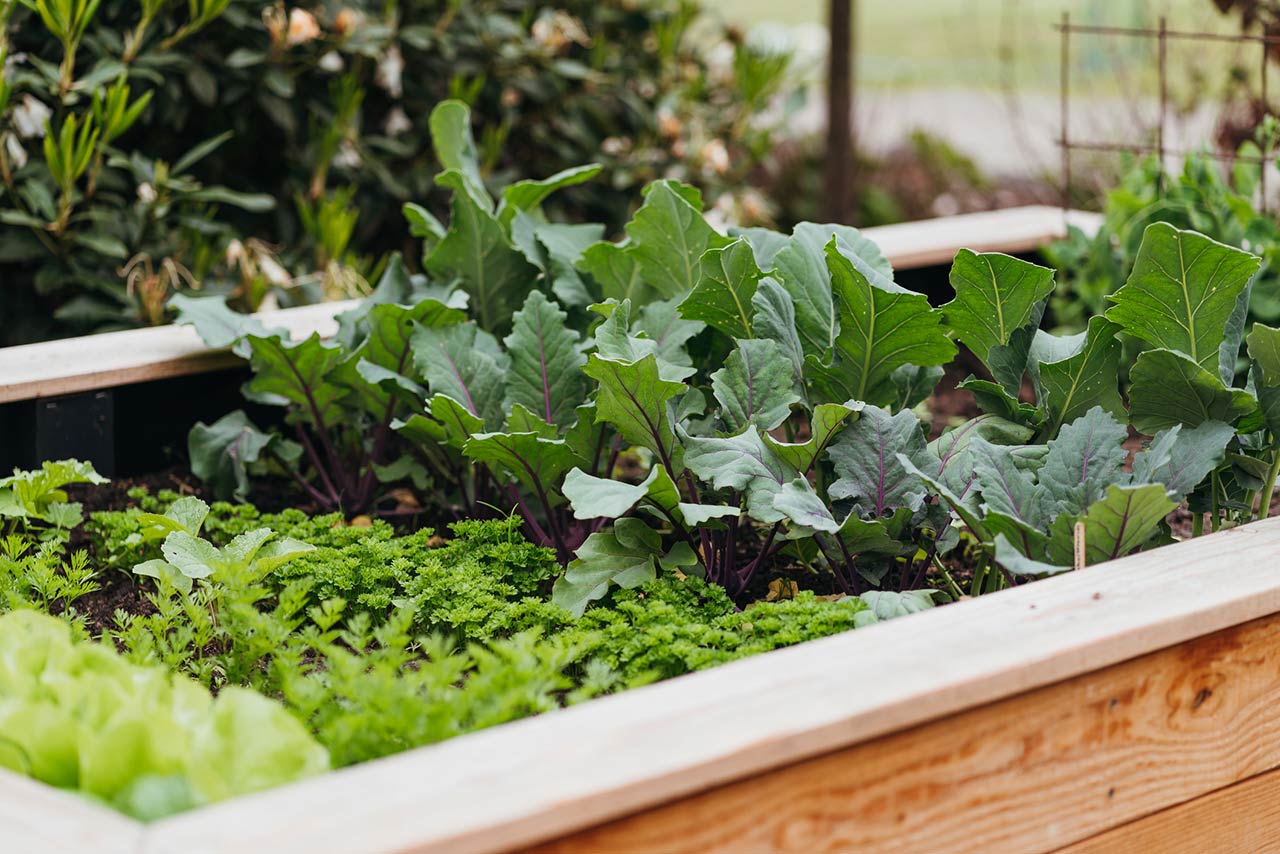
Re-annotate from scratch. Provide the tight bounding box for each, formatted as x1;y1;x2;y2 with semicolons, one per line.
6;518;1280;853
19;203;1234;853
0;206;1100;405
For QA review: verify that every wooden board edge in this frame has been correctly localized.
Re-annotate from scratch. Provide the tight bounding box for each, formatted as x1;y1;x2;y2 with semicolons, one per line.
518;611;1280;854
0;208;1098;404
0;768;144;854
141;518;1280;854
1052;765;1280;854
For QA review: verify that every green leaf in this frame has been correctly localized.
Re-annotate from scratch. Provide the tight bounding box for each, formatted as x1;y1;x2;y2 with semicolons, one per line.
971;437;1053;531
828;405;932;516
856;590;937;620
578;241;648;304
428;100;490;211
463;432;578;494
411;324;508;429
1032;317;1124;438
424;190;537;335
1038;407;1129;516
583;354;685;465
624;180;730;299
1128;348;1258;434
677;238;761;339
188;411;277;500
171;294;281;351
711;338;801;432
242;334;345;428
502;291;586;427
1060;483;1176;565
682;425;796;523
1247;323;1280;386
942;251;1055;369
1130;421;1234;497
751;277;806;383
562;465;680;521
159;531;221;580
891;364;944;410
762;401;863;472
1105;222;1260;375
993;534;1070;576
806;238;955;407
552;519;662;616
498;163;601;226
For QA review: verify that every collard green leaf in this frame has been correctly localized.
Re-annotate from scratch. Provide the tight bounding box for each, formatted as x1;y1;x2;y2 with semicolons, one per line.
806;239;956;407
1038;407;1129;516
584;354;685;466
637;300;705;373
1105;222;1260;375
1059;483;1176;565
551;518;663;616
828;405;932;517
857;590;938;620
677;238;761;339
942;251;1054;369
711;338;801;432
970;436;1053;531
769;223;893;359
682;425;796;523
891;364;944;411
1247;323;1280;385
411;324;508;429
578;241;648;304
463;432;578;494
498;163;602;226
242;334;345;427
562;465;680;521
1033;316;1124;438
424;190;537;335
993;534;1071;576
591;299;696;382
751;276;806;383
189;411;277;500
624;180;729;299
898;453;989;541
959;377;1039;424
1128;348;1258;434
773;480;911;559
170;294;281;353
502;291;586;427
428;100;490;211
763;401;863;472
1130;420;1234;497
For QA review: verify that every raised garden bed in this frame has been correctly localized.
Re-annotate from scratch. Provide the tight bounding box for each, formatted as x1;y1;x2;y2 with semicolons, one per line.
5;516;1280;853
10;159;1272;854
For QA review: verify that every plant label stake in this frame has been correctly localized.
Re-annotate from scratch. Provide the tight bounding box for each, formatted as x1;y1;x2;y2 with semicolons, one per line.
1074;521;1086;571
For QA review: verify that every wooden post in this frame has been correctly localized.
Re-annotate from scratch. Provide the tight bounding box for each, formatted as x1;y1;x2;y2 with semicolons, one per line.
824;0;853;222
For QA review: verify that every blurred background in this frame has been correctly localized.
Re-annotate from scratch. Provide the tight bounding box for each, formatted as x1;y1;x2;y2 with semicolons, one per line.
3;0;1278;343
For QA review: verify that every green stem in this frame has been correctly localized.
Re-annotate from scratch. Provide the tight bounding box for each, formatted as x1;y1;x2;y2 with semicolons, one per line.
1261;447;1280;521
1211;470;1222;533
1191;511;1203;538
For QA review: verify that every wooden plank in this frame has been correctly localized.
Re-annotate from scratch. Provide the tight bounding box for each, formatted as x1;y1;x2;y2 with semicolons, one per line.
0;207;1099;405
142;518;1280;854
0;300;356;404
1055;766;1280;854
0;769;143;854
865;205;1101;269
523;612;1280;854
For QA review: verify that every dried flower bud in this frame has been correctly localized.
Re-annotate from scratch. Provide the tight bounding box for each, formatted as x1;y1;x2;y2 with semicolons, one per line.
286;8;321;46
376;44;404;98
12;95;51;139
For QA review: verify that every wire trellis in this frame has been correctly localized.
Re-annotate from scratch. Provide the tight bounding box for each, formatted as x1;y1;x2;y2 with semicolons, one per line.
1056;14;1279;213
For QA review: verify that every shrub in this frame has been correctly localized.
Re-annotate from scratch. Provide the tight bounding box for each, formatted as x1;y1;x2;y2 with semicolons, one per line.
0;0;795;343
